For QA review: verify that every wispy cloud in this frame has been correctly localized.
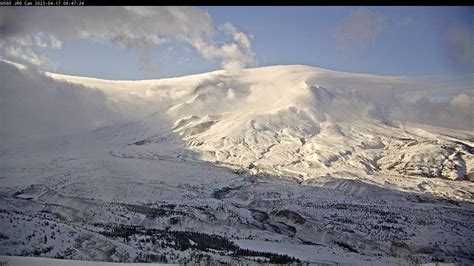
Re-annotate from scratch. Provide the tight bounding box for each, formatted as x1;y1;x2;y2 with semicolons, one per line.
0;33;61;68
0;7;255;75
443;22;474;73
334;9;383;57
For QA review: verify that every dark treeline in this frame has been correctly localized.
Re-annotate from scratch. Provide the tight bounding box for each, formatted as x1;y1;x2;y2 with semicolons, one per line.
101;224;301;263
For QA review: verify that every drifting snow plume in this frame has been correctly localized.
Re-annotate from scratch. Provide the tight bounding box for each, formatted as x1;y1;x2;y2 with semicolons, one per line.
0;60;121;143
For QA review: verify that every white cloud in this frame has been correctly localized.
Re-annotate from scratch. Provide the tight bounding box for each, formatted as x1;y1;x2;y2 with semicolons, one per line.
0;32;61;69
184;22;255;74
3;45;42;66
451;92;474;110
220;22;252;50
334;9;383;56
386;88;474;130
0;7;254;74
306;71;473;130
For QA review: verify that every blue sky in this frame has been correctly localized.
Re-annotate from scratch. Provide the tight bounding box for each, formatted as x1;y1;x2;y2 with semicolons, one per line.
206;7;472;75
2;6;473;80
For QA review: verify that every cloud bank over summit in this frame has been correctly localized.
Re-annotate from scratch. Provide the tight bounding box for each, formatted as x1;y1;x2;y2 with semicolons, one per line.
0;7;255;74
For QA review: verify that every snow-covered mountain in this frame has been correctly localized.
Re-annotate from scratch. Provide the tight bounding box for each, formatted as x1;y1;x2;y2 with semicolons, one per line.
4;60;472;184
1;60;473;264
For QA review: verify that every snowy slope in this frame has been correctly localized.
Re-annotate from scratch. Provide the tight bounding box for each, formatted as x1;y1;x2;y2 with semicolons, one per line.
1;59;473;202
1;60;473;264
0;256;167;266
